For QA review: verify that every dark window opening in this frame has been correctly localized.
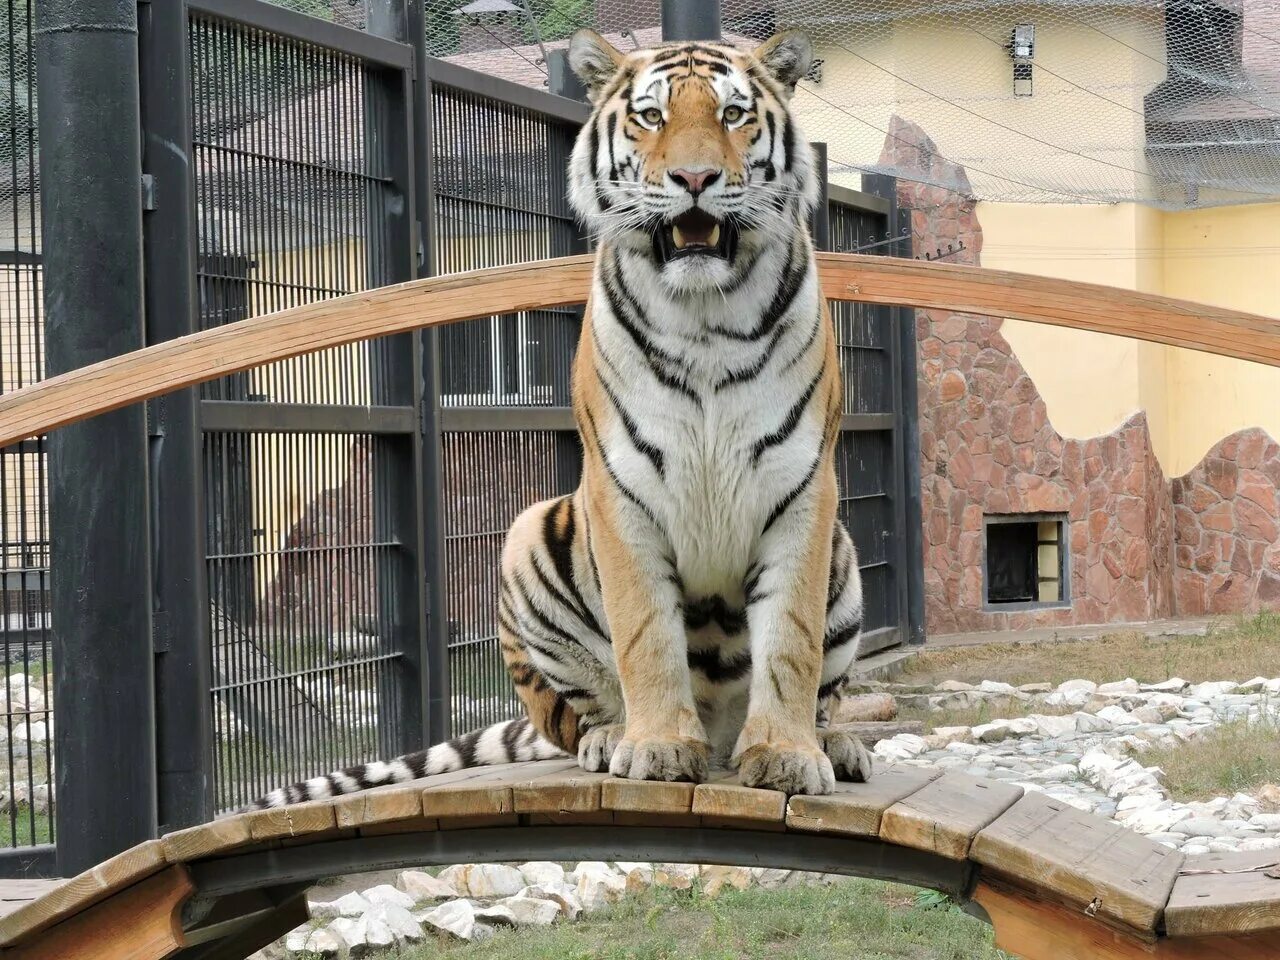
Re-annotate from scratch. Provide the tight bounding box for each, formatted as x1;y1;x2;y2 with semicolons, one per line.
985;515;1067;607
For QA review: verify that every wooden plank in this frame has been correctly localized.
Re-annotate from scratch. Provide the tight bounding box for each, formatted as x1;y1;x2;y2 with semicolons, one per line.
692;776;787;824
1165;849;1280;938
601;778;697;815
971;791;1183;933
173;892;308;960
243;801;337;842
0;840;167;947
0;865;192;960
0;883;62;923
161;818;253;864
880;772;1023;860
2;253;1275;451
511;766;610;814
333;784;424;830
786;768;941;838
420;760;567;819
972;879;1280;960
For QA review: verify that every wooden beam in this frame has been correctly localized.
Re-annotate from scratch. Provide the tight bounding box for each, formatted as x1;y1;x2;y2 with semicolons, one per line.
973;880;1280;960
0;253;1275;448
0;866;193;960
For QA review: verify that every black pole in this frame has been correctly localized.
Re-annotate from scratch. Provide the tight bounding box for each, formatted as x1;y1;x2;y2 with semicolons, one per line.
35;0;156;872
547;49;588;102
662;0;722;41
138;0;215;832
810;142;831;251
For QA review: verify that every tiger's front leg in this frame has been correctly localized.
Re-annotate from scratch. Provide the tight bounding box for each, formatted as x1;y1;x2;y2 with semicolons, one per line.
586;489;711;784
732;466;839;795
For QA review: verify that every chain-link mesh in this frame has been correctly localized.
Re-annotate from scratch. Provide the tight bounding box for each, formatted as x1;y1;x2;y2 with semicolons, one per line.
404;0;1280;209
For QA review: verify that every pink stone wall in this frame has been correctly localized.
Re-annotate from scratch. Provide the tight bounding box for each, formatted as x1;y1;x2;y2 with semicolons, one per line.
880;116;1275;634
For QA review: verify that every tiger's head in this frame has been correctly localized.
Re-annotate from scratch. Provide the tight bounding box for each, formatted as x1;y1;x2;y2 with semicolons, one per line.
567;29;818;293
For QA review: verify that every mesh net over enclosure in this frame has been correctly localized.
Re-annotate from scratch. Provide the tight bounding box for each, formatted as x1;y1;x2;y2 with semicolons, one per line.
417;0;1280;209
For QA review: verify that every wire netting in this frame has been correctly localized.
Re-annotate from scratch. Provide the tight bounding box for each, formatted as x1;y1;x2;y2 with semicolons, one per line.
413;0;1280;209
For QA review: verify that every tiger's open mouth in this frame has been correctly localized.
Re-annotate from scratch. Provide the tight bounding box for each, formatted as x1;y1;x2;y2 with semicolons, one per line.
652;209;739;265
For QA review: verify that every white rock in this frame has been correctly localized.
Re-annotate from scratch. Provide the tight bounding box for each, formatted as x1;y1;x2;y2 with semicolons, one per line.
1237;677;1270;693
519;861;565;887
1182;843;1211;855
574;861;621;883
437;865;473;896
498;895;562;926
1140;678;1188;693
873;734;928;760
1096;705;1140;726
1097;679;1140;695
285;925;314;952
930;726;973;745
946;741;983;756
978;680;1019;695
363;884;415;910
701;865;753;897
326;892;372;918
520;883;583;920
578;873;627;911
419;899;487;940
1038;763;1078;781
289;927;343;957
330;913;395;953
1172;818;1238;838
751;868;792;888
1029;714;1078;738
971;721;1015;743
1073;712;1113;733
369;904;424;943
936;680;973;692
654;863;699;889
466;863;527;898
1057;679;1098;696
1250;814;1280;831
1240;837;1280;851
398;870;460;902
1188;681;1238;699
474;903;518;927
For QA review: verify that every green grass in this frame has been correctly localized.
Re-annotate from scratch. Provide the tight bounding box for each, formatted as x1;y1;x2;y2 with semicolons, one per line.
1140;710;1280;802
378;879;1012;960
899;612;1280;689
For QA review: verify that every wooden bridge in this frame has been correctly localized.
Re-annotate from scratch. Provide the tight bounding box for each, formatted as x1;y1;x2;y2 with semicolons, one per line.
0;252;1276;959
0;758;1276;959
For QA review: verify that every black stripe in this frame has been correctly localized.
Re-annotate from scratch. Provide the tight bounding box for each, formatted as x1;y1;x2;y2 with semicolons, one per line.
582;404;666;534
781;114;796;172
598;370;665;477
708;241;808;342
601;262;701;406
824;619;862;653
714;322;787;391
751;366;823;464
548;693;568;739
683;595;747;634
501;718;525;762
762;453;821;534
543;497;605;637
687;647;753;682
454;728;483;767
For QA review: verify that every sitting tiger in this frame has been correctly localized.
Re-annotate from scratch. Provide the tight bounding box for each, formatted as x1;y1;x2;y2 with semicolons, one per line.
252;28;871;809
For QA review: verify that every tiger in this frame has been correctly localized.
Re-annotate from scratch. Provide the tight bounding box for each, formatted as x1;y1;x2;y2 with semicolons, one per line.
249;28;870;810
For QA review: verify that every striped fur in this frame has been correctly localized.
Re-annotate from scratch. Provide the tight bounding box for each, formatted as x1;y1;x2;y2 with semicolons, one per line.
249;29;870;809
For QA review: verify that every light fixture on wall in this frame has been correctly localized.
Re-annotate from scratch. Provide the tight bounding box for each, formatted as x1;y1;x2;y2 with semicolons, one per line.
1008;23;1035;97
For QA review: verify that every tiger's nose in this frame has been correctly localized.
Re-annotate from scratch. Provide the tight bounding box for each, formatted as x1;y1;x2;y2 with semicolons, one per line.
668;167;722;196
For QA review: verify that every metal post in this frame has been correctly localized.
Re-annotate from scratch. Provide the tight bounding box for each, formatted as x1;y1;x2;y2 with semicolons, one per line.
810;142;831;251
662;0;722;41
866;173;926;645
365;0;432;754
35;0;156;872
547;49;588;102
138;0;215;832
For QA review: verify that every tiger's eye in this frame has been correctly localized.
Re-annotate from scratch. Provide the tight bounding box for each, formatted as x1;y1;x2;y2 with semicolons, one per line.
640;107;663;126
723;105;744;124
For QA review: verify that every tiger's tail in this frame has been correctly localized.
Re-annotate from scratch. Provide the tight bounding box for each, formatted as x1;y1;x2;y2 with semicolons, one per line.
245;716;566;810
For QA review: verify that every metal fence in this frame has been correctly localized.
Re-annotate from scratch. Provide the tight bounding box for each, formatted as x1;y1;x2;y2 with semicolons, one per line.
0;0;53;860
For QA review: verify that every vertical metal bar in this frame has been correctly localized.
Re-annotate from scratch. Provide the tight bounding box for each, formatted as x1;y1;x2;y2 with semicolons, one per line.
810;142;830;252
413;36;452;744
34;0;156;873
365;0;429;756
866;172;925;646
662;0;722;41
139;0;214;833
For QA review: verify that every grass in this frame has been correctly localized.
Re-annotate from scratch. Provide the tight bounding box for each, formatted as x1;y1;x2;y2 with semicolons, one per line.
899;612;1280;689
1141;711;1280;802
378;880;1012;960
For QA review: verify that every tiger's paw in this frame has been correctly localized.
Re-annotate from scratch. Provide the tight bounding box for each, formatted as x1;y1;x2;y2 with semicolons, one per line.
737;742;835;796
817;728;873;782
577;723;626;773
609;735;710;783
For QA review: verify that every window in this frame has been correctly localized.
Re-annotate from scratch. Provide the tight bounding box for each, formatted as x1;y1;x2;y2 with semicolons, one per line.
984;514;1068;609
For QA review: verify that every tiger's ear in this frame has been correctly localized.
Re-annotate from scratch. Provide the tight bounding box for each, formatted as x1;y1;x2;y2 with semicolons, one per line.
568;29;625;101
753;30;813;92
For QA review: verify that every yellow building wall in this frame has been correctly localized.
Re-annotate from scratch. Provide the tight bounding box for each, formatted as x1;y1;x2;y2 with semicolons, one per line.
977;201;1280;476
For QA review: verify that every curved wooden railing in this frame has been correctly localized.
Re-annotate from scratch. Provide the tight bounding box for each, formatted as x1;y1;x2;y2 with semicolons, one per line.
0;252;1276;447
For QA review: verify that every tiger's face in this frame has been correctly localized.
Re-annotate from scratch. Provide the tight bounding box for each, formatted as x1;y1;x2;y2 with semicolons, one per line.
568;30;818;293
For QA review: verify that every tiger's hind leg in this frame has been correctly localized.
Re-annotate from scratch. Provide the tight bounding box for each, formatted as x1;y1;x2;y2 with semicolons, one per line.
499;493;625;762
816;521;872;782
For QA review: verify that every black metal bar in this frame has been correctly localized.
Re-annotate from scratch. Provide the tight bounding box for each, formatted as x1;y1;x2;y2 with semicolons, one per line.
35;0;156;874
811;142;831;251
140;0;215;834
412;8;453;746
187;0;413;69
827;183;892;216
365;0;432;758
867;172;926;646
546;49;588;103
200;401;416;435
423;58;591;125
440;406;577;432
189;826;976;903
662;0;723;41
0;844;57;879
